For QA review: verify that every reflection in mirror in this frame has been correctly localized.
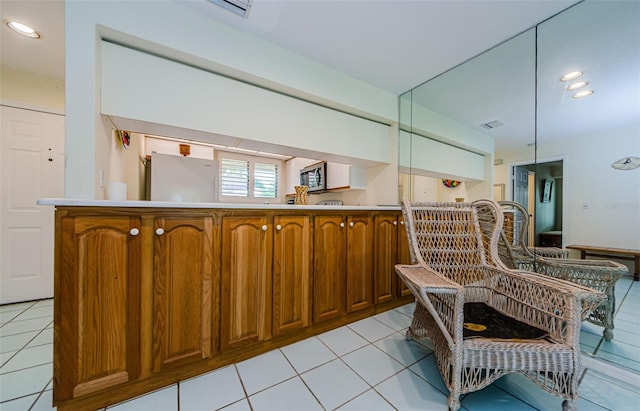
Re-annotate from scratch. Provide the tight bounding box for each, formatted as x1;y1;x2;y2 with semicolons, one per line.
398;28;536;206
398;0;640;373
535;0;640;257
534;1;640;375
398;89;413;201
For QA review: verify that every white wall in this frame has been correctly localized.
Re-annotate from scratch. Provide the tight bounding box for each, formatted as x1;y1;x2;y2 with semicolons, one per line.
496;123;640;249
65;0;399;200
101;42;390;167
0;67;64;111
145;137;214;160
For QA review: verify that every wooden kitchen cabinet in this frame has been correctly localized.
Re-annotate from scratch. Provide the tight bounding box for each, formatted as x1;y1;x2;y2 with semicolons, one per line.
374;214;398;304
152;216;216;372
346;215;373;313
313;213;374;322
272;215;312;335
51;205;410;410
313;215;346;322
220;216;272;350
55;214;142;401
374;214;414;302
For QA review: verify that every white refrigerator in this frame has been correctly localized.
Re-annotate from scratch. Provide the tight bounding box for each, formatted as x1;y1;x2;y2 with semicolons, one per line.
150;153;219;202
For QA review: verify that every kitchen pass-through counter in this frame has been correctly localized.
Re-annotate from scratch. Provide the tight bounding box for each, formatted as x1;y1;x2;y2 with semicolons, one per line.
39;198;412;410
38;198;401;210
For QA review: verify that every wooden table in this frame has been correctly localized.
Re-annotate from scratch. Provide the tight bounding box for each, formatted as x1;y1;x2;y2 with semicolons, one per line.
567;245;640;281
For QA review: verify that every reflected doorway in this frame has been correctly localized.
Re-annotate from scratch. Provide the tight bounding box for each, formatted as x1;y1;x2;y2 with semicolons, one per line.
511;159;564;247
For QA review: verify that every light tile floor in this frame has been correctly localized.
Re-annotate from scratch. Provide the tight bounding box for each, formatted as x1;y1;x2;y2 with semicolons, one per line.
1;277;639;411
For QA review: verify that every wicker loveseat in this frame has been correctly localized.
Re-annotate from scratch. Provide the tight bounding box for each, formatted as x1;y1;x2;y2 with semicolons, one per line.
493;201;628;341
395;200;605;411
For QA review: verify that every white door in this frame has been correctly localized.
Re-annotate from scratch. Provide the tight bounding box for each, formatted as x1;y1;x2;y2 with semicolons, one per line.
0;105;65;304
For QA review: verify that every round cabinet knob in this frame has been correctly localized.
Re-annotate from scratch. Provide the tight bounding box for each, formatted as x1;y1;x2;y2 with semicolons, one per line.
129;228;140;236
276;224;282;231
349;222;354;227
400;221;405;225
393;221;398;226
262;225;268;231
340;222;345;228
155;228;164;236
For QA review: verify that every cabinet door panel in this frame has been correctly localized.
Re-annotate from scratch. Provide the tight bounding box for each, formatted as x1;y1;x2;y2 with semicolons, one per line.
57;216;140;400
221;217;271;350
313;216;345;322
273;216;311;335
153;217;214;371
374;215;397;304
346;216;373;313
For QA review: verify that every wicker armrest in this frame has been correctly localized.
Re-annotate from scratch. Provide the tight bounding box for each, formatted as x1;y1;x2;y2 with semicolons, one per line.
531;257;627;291
514;269;605;297
528;246;569;259
395;264;464;345
514;269;606;320
395;264;463;294
546;258;626;268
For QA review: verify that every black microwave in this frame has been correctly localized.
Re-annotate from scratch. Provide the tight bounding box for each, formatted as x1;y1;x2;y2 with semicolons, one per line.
300;161;327;192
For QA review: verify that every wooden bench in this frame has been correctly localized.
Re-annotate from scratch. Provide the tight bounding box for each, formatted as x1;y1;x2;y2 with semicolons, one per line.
567;245;640;281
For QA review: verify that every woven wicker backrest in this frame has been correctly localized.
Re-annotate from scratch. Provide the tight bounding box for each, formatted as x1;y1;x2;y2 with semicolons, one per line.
474;201;520;269
401;199;504;285
497;201;540;268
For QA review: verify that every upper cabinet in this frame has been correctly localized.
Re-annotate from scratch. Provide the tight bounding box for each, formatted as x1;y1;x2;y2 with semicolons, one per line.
326;163;367;191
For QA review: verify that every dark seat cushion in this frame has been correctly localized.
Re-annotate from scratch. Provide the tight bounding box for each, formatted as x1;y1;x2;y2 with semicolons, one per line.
463;302;549;341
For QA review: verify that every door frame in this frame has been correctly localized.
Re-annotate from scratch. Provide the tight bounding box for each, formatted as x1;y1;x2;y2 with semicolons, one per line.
509;154;568;248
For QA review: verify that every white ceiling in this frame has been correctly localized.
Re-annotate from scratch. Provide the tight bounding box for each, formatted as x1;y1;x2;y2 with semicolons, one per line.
178;0;580;95
1;0;578;94
0;0;65;81
1;0;637;153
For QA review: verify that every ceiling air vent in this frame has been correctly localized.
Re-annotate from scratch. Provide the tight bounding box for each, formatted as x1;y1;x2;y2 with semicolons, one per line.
481;120;505;130
208;0;253;17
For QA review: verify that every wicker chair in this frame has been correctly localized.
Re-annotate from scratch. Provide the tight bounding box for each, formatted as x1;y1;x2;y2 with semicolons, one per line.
396;200;605;411
494;201;627;341
498;200;569;261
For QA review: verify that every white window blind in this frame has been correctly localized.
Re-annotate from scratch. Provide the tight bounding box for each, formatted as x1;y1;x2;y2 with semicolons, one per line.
220;158;249;197
254;162;278;198
218;152;281;202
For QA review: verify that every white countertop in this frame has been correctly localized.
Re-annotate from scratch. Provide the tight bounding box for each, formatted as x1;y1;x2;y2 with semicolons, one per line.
37;198;401;211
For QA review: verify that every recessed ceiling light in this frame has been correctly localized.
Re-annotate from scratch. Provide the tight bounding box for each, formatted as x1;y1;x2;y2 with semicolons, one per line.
560;71;583;82
6;20;41;39
566;81;588;91
572;90;594;99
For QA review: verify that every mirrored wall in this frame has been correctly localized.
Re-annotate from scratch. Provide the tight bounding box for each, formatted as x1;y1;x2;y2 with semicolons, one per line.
399;0;640;369
400;0;639;246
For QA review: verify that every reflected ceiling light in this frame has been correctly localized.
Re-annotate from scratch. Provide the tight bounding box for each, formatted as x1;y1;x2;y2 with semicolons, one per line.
560;71;583;81
566;81;588;91
5;20;41;39
572;90;594;99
